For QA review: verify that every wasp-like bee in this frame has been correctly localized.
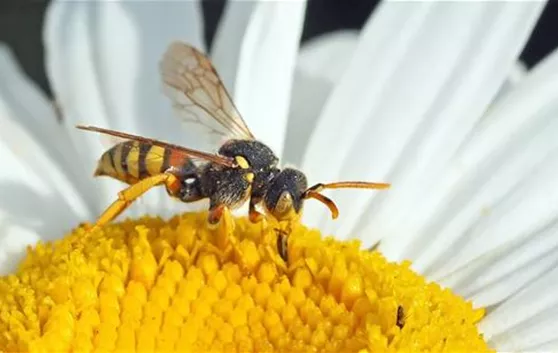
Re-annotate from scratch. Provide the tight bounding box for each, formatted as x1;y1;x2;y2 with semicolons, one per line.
78;41;390;262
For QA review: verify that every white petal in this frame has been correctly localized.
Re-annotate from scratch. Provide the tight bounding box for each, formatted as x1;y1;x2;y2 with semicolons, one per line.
233;0;307;155
411;48;558;295
0;44;90;237
210;1;257;96
296;31;359;85
462;224;558;308
93;1;204;137
0;135;82;238
522;339;558;353
0;221;40;275
479;265;558;351
301;2;543;243
283;31;359;167
437;156;558;306
491;61;527;106
0;43;94;215
44;2;121;213
44;1;205;219
363;5;543;254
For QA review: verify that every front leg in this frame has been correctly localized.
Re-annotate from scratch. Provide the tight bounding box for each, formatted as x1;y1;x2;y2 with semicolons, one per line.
249;196;264;223
276;228;289;263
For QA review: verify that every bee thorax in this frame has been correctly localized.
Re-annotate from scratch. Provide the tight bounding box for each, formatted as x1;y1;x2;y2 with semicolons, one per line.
200;162;252;210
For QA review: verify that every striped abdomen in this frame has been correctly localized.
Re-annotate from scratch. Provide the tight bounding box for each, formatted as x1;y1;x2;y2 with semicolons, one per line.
94;141;193;184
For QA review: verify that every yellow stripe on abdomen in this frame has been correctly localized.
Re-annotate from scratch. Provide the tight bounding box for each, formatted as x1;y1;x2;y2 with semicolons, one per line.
94;141;169;184
95;150;117;177
126;141;141;179
112;143;127;180
146;145;166;176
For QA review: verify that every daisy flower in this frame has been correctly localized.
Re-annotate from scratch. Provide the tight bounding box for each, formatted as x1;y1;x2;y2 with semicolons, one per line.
1;1;557;352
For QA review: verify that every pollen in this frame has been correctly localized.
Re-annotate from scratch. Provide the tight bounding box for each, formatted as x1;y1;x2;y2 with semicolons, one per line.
0;211;492;352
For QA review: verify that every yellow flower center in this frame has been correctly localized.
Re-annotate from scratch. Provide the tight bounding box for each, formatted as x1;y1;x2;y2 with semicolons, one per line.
0;211;492;352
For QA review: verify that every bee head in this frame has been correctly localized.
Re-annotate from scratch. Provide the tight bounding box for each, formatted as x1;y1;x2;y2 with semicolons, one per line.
264;170;392;222
263;168;307;221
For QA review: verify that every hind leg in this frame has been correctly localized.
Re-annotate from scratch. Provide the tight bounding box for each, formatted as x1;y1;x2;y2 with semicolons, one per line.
91;173;180;230
249;196;264;223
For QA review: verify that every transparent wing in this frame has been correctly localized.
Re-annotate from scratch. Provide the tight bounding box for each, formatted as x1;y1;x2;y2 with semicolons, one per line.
87;128;217;169
76;125;236;167
159;41;255;145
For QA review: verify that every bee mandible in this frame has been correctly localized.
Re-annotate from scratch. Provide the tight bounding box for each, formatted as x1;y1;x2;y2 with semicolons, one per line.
78;42;390;262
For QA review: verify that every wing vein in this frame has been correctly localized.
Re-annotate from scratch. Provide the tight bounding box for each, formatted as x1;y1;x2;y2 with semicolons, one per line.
76;125;236;167
159;41;255;146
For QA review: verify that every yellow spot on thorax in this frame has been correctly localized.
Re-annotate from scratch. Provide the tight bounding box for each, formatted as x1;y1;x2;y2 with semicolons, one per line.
234;156;254;182
126;141;141;179
244;172;255;183
234;156;250;169
0;211;493;353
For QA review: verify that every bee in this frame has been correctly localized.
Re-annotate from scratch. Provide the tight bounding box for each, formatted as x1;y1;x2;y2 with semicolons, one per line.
78;41;390;262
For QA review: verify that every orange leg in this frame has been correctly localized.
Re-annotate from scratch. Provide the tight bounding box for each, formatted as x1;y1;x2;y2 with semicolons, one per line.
249;197;264;223
207;204;227;225
205;205;252;275
90;173;180;230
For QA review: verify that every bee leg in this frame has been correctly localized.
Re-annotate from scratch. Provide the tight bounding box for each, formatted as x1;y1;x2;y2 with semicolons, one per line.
207;204;227;226
205;205;252;275
249;197;264;223
276;229;289;264
90;173;180;231
263;243;288;273
260;228;291;274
